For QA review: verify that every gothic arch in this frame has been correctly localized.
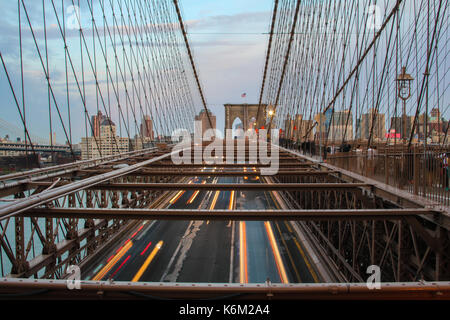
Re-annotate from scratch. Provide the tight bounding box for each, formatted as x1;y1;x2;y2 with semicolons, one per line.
224;104;268;131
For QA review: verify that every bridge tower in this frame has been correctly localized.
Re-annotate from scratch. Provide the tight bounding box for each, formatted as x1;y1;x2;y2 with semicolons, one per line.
224;104;267;131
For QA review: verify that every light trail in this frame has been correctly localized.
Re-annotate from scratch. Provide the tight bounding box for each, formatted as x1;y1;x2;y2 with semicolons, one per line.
140;241;152;256
169;190;185;204
169;180;194;204
132;241;163;282
109;255;131;279
264;221;289;284
239;221;248;284
93;241;133;281
267;190;318;283
292;237;319;283
274;222;302;282
210;190;220;210
228;190;235;210
187;190;200;204
187;181;206;204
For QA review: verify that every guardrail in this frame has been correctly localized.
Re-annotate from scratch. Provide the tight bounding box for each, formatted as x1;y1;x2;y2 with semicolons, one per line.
326;149;450;207
280;140;450;207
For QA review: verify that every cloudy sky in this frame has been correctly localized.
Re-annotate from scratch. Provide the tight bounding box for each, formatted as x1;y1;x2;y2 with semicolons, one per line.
180;0;273;130
0;0;273;144
2;1;445;144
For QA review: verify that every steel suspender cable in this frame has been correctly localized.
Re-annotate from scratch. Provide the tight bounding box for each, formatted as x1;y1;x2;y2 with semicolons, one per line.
172;0;214;132
256;0;279;128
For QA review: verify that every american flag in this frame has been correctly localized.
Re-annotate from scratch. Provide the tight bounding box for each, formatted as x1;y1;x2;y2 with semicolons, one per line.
241;93;246;98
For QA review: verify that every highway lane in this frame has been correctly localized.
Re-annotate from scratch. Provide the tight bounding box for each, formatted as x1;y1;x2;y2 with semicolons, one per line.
84;177;211;282
84;169;320;284
263;191;319;283
236;173;319;284
235;174;286;284
175;176;234;283
272;220;319;283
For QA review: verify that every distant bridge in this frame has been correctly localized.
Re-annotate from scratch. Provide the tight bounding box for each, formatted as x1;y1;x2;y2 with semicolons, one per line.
0;142;71;154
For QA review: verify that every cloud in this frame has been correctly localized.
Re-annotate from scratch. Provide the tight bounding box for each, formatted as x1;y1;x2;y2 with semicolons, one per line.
186;11;271;31
0;2;274;141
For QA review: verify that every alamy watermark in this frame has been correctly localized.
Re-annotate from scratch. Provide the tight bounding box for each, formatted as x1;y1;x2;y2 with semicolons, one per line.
66;265;81;290
66;5;81;30
366;265;381;290
366;5;382;31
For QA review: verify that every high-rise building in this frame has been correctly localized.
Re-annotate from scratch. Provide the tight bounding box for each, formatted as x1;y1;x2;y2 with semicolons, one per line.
429;108;446;143
389;116;414;140
291;114;314;141
314;112;328;143
91;111;107;138
140;115;154;140
388;110;447;144
357;108;385;141
81;117;129;160
283;115;294;139
195;109;216;136
328;109;353;142
417;114;430;140
314;110;353;144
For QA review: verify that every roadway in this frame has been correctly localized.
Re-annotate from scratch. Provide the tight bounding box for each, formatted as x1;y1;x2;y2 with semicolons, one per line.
83;168;320;284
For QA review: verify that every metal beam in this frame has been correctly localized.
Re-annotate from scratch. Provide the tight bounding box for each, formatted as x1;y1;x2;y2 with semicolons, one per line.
78;169;335;176
82;182;370;191
25;208;436;221
0;147;161;184
0;278;448;300
278;146;450;227
26;182;370;191
0;150;179;221
144;162;315;167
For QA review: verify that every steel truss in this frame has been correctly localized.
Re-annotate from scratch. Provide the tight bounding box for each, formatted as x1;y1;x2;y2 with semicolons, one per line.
0;147;181;278
278;147;450;282
0;144;448;293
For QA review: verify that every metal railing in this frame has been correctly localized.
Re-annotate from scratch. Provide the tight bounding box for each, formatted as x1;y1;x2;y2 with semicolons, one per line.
326;149;450;207
279;139;450;207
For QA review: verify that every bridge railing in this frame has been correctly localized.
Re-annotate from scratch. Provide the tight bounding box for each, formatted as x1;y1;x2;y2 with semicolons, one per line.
279;139;450;207
326;149;450;207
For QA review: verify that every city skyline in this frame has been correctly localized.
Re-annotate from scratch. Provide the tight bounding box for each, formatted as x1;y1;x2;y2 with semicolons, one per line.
1;104;448;147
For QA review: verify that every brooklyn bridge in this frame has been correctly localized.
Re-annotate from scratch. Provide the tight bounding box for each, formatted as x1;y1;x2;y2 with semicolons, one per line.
0;0;448;301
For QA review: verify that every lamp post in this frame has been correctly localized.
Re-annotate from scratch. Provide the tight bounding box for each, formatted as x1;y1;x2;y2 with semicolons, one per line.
396;66;414;144
267;106;275;118
263;105;275;141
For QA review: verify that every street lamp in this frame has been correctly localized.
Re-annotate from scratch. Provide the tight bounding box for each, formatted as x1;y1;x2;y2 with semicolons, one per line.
266;104;275;118
396;66;414;143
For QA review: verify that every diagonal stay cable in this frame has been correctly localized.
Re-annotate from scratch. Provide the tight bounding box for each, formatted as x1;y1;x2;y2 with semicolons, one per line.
172;0;214;131
256;0;279;128
0;52;39;161
267;0;302;131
